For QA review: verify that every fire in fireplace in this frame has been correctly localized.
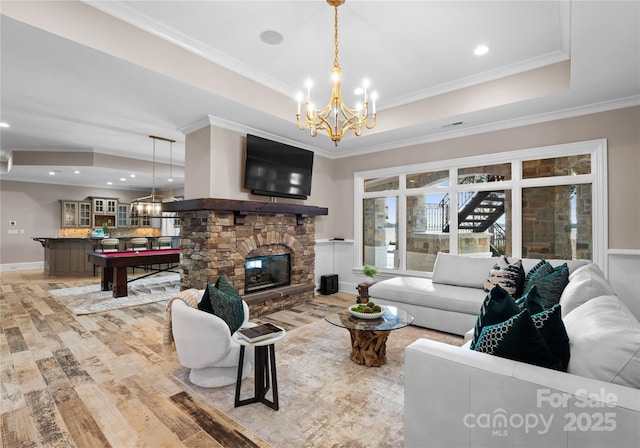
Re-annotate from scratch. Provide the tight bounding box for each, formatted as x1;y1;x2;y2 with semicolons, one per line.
245;253;291;294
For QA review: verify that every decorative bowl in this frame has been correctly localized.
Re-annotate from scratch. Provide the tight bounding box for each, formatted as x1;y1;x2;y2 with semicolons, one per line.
348;305;385;320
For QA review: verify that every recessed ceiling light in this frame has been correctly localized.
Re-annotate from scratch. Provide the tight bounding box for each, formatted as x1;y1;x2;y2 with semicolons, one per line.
107;181;113;185
0;122;9;128
49;171;55;176
73;170;80;174
260;30;283;45
130;174;136;178
120;177;126;182
474;44;490;56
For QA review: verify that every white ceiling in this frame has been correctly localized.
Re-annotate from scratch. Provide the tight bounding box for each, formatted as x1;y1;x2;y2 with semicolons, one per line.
1;0;638;191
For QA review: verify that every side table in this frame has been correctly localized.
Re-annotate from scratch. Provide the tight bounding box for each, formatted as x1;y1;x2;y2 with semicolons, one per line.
232;328;286;410
356;282;375;303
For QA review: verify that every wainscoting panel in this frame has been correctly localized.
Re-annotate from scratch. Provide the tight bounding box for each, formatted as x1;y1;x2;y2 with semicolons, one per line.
315;239;359;294
608;250;640;320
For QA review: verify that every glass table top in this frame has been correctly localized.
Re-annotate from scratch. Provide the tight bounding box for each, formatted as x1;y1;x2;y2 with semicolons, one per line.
324;305;414;331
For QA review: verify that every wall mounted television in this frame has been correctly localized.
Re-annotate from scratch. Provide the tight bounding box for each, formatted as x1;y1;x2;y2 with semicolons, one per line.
243;134;314;200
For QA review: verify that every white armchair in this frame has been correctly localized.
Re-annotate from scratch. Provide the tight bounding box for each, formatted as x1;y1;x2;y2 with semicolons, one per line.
171;293;254;387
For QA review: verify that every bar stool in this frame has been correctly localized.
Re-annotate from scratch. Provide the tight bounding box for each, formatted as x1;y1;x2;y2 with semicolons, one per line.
99;238;120;252
130;237;149;273
94;238;119;276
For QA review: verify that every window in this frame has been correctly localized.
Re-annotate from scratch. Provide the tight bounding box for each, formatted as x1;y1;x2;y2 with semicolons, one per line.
355;139;607;276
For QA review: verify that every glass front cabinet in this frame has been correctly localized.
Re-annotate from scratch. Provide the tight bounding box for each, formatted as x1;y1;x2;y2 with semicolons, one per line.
60;201;92;228
117;204;130;228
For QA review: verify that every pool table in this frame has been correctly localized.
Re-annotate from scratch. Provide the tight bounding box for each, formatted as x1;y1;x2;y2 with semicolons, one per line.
88;249;180;298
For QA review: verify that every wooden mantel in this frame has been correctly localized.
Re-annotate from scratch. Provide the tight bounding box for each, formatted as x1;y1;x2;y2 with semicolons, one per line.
162;198;328;225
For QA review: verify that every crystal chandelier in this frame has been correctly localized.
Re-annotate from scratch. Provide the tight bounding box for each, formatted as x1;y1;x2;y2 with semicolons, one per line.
296;0;377;146
130;135;180;218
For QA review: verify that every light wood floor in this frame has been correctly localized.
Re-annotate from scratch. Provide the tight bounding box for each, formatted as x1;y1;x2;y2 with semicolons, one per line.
0;269;354;448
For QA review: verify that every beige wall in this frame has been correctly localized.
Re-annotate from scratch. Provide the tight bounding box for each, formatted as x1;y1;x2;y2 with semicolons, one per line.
0;181;152;265
330;106;640;250
1;106;637;267
183;125;334;238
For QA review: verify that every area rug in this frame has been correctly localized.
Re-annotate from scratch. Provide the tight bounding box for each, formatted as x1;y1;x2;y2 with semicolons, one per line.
171;318;463;448
49;274;180;315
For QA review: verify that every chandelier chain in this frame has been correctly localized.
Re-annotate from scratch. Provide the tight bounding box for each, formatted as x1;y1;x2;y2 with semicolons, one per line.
333;5;339;68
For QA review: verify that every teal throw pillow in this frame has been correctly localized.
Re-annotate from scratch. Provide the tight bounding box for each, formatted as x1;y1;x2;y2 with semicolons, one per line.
524;259;547;285
526;263;569;309
532;304;570;371
199;277;245;334
197;285;214;314
516;285;544;315
215;275;244;302
473;309;557;369
523;261;554;295
470;285;521;350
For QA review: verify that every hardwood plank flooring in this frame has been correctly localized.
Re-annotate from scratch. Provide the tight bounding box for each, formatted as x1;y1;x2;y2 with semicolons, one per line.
0;269;354;447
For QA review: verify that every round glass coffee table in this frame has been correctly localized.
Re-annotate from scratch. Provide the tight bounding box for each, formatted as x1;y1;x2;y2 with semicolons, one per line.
324;306;414;367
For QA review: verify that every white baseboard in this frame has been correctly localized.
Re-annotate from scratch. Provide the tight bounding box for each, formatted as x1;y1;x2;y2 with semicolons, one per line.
0;261;44;272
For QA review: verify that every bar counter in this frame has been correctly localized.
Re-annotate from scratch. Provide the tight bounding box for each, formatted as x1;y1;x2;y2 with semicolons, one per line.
32;236;179;275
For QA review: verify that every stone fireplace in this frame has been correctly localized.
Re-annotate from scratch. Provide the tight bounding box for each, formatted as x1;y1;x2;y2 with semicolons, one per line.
163;198;329;317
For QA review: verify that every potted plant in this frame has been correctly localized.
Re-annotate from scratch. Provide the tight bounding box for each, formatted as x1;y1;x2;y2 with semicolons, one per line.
363;265;378;284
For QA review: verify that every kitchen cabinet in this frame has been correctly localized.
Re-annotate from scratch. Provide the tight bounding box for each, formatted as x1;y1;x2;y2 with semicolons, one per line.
37;238;95;275
61;201;92;228
92;197;118;214
117;204;130;227
92;197;118;227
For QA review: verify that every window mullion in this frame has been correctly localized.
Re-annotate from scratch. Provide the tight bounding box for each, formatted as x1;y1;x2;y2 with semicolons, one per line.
449;167;459;255
511;159;523;259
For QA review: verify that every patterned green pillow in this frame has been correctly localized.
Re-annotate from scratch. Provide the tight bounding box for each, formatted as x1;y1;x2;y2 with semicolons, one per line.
470;285;521;350
473;309;557;369
215;275;243;302
525;259;547;284
523;261;553;295
198;277;245;334
526;263;569;309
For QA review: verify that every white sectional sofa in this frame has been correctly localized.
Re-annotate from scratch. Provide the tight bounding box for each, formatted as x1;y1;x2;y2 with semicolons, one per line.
368;252;588;336
395;256;640;447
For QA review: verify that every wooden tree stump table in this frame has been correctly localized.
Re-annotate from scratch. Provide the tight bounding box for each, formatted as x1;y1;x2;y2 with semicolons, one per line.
324;306;414;368
348;329;390;366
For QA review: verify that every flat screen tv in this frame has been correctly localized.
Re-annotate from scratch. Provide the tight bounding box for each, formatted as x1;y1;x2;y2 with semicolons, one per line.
244;134;314;200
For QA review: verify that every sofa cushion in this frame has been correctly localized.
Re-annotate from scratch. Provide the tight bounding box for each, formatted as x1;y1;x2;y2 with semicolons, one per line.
568;262;606;281
560;265;615;317
470;285;521;350
524;262;569;308
564;295;640;388
368;276;487;315
473;309;557;369
483;256;525;296
432;253;498;288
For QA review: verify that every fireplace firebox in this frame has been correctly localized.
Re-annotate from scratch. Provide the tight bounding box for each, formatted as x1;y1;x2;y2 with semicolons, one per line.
245;254;291;293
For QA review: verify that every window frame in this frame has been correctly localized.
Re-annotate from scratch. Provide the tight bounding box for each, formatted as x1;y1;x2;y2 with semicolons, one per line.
354;139;607;277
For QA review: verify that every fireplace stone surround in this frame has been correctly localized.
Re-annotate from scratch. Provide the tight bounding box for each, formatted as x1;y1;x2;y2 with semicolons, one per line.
163;198;329;317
